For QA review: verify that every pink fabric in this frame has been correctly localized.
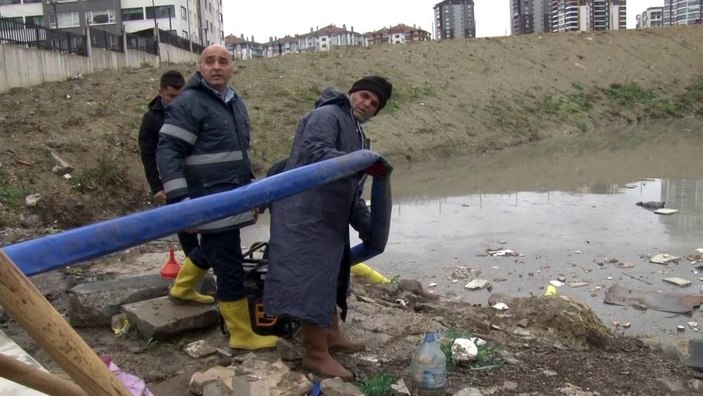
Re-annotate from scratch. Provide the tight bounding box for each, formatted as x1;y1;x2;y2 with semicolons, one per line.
101;356;154;396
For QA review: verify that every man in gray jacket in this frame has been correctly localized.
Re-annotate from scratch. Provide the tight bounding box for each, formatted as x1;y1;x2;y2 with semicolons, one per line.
264;76;393;379
157;44;277;351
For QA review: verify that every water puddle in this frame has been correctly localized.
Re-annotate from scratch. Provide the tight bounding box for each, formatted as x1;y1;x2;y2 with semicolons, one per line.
243;119;703;342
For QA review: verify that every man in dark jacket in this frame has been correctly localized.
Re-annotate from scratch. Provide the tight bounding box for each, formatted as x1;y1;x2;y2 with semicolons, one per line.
264;76;393;379
138;71;213;306
157;44;277;351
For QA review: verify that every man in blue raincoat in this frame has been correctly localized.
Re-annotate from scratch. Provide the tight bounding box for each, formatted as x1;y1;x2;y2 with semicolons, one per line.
264;76;393;380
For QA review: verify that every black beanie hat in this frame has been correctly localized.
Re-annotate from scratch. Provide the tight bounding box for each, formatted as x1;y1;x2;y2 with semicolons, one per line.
348;76;393;113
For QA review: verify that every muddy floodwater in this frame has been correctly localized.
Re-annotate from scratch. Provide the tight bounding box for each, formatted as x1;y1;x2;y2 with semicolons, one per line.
242;119;703;344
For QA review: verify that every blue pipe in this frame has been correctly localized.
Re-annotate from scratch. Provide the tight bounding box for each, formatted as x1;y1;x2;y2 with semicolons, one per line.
3;150;389;276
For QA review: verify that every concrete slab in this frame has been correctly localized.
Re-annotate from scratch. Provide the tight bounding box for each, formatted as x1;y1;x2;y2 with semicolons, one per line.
68;273;173;327
123;296;218;340
0;329;48;395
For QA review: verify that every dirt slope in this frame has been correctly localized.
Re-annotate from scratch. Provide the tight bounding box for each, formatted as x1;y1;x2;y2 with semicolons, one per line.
1;26;703;395
0;26;702;229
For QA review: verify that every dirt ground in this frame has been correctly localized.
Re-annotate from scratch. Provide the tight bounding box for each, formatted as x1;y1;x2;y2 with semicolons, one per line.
2;244;702;395
0;25;702;395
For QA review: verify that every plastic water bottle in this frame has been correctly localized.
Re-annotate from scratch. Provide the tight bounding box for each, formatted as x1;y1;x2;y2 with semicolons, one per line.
410;332;447;396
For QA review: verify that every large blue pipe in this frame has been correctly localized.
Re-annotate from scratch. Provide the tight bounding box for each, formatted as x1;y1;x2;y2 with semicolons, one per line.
3;150;390;276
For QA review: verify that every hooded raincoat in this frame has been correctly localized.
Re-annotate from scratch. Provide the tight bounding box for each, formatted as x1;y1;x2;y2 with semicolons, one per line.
263;88;372;326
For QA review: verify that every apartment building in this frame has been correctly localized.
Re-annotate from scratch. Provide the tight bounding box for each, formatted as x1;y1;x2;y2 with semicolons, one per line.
224;34;263;60
510;0;551;34
0;0;223;44
551;0;580;31
551;0;626;32
367;24;431;45
121;0;222;45
637;6;663;28
263;34;299;57
0;0;44;28
294;24;365;53
0;0;123;35
434;0;476;40
663;0;702;25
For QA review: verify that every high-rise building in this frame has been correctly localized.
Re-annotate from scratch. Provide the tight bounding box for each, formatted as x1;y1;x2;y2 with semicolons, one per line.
434;0;476;40
551;0;626;32
663;0;702;26
637;6;664;28
511;0;551;35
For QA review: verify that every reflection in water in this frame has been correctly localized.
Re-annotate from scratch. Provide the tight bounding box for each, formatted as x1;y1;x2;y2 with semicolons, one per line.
391;177;703;249
661;179;703;236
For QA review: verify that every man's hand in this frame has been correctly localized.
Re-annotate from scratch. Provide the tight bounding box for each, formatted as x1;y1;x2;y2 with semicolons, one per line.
153;190;166;205
364;157;393;177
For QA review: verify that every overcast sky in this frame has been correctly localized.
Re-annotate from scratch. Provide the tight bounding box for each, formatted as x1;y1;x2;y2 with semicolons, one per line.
223;0;664;42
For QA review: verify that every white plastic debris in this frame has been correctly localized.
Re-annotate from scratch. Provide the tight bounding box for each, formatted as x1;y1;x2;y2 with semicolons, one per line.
428;283;438;288
487;249;519;257
492;302;509;311
451;338;478;362
654;208;679;215
549;280;564;287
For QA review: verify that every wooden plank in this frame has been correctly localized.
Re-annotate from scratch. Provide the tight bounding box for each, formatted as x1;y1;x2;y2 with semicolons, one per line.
0;251;130;396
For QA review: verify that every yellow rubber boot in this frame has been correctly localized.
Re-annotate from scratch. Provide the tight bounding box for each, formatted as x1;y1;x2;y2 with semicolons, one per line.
219;299;278;350
168;258;215;305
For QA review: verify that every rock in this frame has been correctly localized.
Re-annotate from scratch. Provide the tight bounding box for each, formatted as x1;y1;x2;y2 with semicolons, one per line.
451;266;470;279
454;387;484;396
189;366;235;395
24;193;40;206
517;318;530;328
69;274;174;327
231;374;271;396
320;378;364;396
689;379;703;392
663;277;692;287
465;279;490;290
237;355;311;395
46;140;64;149
184;340;217;359
451;338;478;362
650;254;680;265
20;214;41;228
202;380;232;396
277;338;302;361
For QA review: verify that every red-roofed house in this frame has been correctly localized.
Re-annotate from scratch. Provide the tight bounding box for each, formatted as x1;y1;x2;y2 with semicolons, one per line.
368;24;431;45
297;24;366;53
263;35;300;57
224;34;264;60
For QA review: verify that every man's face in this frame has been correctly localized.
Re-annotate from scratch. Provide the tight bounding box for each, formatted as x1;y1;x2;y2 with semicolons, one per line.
159;85;183;106
199;45;233;92
349;90;381;122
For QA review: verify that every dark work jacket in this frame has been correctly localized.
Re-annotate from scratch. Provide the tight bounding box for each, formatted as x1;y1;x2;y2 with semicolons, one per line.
156;72;253;232
138;96;165;195
263;88;372;327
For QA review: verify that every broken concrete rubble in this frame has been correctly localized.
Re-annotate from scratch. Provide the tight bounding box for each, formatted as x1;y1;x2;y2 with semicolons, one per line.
68;273;173;327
